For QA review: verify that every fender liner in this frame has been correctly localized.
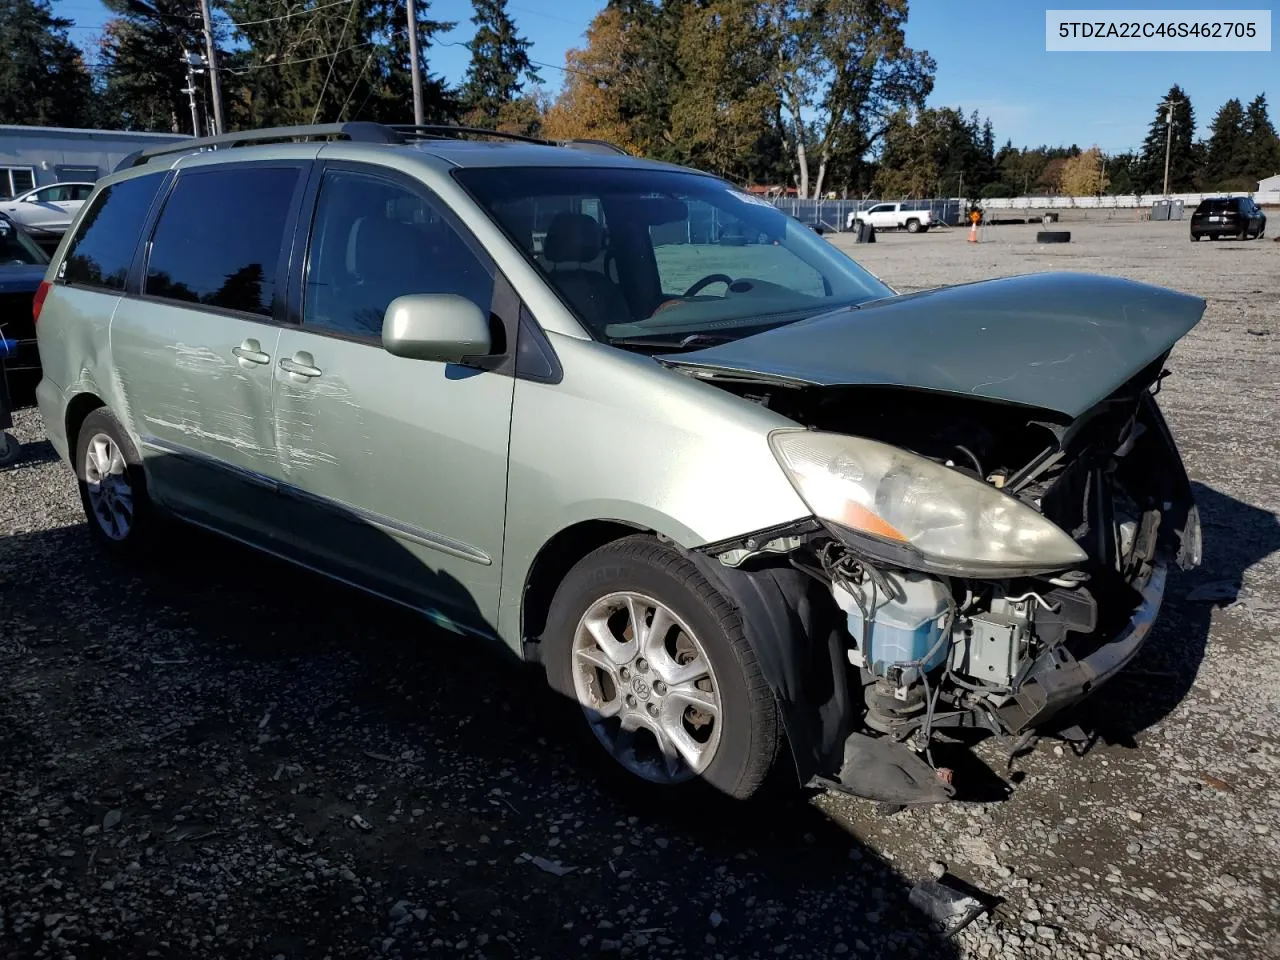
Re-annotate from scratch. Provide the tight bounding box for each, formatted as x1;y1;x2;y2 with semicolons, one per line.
684;553;853;785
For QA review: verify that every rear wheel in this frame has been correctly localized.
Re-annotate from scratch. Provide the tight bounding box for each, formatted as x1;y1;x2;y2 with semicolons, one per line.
1190;232;1202;242
74;408;157;554
543;536;781;800
905;218;921;234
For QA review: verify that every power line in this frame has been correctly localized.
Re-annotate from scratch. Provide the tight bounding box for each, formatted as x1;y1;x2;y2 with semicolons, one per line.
230;0;357;30
224;37;378;74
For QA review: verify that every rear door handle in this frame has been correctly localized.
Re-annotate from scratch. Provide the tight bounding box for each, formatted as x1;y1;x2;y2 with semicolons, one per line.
232;339;270;365
279;354;322;378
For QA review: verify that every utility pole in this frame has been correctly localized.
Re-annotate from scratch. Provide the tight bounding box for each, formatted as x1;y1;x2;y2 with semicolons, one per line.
958;171;963;201
1160;100;1175;197
198;0;224;135
181;51;203;137
406;0;424;125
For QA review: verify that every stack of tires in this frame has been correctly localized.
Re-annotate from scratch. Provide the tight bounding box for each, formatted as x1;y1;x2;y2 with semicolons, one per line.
852;220;876;244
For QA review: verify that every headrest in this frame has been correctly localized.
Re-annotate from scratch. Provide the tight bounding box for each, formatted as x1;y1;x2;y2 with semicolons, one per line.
543;212;603;264
346;217;422;279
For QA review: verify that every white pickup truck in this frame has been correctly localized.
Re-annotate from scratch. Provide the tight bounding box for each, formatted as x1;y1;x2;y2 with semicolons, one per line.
846;202;933;234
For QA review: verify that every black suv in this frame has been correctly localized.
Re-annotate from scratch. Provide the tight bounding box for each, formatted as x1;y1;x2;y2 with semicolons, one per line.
1190;196;1267;241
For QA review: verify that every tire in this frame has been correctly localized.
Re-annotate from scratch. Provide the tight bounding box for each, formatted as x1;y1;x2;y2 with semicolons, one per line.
542;535;781;800
74;407;157;555
1036;230;1071;244
0;431;20;468
905;218;921;234
1190;232;1201;242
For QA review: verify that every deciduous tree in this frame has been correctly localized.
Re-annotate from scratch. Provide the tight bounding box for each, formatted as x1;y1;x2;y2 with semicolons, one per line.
1058;146;1108;196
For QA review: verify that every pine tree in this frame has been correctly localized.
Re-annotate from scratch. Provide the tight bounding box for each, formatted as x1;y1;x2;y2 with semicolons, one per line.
0;0;97;127
99;0;209;132
1201;98;1250;189
1243;93;1280;180
1137;85;1196;194
460;0;539;127
222;0;457;129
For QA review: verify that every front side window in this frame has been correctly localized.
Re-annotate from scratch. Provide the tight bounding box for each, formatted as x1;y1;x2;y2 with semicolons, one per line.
146;166;300;318
456;166;892;346
302;170;494;340
34;185;73;203
61;173;164;290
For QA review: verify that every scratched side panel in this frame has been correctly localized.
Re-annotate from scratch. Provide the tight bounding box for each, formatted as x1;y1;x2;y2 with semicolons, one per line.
108;297;286;542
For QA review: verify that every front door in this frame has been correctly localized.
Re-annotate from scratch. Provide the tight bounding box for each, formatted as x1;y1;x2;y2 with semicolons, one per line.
110;162;309;543
269;165;515;632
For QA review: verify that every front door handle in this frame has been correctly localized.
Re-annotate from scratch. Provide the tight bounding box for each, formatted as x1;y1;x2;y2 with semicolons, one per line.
232;339;270;365
279;353;322;379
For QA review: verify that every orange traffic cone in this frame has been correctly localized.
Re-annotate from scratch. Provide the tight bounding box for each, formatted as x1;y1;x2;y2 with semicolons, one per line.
968;220;978;243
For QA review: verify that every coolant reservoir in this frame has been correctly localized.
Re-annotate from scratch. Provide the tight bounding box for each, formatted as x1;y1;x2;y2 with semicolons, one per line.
832;570;950;679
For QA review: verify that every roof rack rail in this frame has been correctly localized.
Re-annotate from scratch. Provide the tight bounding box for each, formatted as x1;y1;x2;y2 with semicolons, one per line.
115;121;399;172
556;138;630;156
387;123;549;146
389;125;629;156
113;121;630;173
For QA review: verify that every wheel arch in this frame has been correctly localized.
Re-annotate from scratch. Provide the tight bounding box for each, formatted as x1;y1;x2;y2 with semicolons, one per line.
518;518;653;660
64;391;106;457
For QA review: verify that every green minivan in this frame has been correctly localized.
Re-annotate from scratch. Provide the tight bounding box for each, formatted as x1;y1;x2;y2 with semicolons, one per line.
36;123;1203;804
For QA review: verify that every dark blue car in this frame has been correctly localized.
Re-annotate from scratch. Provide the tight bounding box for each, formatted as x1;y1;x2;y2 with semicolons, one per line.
1;211;51;396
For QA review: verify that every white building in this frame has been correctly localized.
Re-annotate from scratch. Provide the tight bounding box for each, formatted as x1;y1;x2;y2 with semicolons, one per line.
1258;174;1280;193
0;125;189;199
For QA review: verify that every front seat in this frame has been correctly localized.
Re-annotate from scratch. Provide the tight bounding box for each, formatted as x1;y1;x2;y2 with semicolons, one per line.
542;212;631;335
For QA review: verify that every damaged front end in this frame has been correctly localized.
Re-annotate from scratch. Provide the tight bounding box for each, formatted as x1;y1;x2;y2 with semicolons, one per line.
687;359;1201;806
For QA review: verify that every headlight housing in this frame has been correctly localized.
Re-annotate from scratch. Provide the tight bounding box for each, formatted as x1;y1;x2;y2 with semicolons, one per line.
769;429;1088;577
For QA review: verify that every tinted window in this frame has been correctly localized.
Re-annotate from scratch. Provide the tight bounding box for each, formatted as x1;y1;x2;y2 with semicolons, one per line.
35;185;73;202
62;173;163;290
146;166;299;318
302;170;494;339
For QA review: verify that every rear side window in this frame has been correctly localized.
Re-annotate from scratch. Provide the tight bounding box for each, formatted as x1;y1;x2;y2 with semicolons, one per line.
146;166;301;318
61;173;163;290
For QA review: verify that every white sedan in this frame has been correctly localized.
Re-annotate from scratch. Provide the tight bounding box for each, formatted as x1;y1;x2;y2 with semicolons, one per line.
1;182;96;240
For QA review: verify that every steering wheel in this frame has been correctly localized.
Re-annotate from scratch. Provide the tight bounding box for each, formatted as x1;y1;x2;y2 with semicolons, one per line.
683;273;734;298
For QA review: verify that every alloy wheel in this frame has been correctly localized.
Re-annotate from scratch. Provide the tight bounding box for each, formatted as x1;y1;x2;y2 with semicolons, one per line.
570;591;722;784
83;432;134;540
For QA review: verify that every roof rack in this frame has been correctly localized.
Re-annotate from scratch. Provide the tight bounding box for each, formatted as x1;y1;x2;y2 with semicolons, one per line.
115;122;401;172
388;124;547;145
114;121;627;173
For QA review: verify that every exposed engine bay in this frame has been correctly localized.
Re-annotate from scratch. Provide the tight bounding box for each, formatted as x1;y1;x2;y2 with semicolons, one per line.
684;355;1202;805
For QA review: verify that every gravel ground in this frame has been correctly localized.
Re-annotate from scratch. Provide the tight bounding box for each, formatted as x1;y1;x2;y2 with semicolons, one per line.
2;219;1278;959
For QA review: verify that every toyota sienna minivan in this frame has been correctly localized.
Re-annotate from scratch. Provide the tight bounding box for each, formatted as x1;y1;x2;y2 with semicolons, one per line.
35;123;1203;805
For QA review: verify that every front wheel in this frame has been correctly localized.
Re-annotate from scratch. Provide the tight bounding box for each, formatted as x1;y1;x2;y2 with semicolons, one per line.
543;536;781;799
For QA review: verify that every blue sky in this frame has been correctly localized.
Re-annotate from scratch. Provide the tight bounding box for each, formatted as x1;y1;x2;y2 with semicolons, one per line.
56;0;1277;153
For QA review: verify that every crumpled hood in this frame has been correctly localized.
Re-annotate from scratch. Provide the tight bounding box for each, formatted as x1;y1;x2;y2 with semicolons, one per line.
668;272;1206;419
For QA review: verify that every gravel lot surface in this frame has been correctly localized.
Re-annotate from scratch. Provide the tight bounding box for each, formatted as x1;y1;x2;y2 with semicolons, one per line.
3;219;1278;959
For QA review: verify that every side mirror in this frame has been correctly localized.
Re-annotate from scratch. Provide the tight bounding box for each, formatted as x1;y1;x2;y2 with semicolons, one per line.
382;293;491;364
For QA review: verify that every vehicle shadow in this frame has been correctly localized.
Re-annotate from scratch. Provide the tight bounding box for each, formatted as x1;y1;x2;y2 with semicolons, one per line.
1072;480;1280;747
0;506;963;958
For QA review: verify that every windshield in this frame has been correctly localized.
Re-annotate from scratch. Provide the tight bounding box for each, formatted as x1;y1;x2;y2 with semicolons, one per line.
0;216;48;266
454;166;893;348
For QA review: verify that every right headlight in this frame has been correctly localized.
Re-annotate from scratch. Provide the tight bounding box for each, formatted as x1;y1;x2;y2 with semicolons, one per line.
769;429;1088;577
